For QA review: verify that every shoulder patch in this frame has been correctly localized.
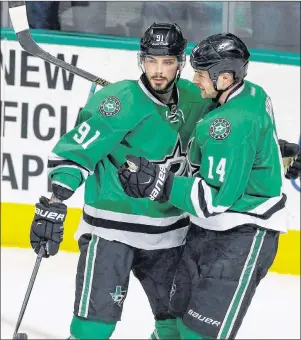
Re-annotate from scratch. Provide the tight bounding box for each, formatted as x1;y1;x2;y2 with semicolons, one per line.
209;118;231;140
99;96;121;116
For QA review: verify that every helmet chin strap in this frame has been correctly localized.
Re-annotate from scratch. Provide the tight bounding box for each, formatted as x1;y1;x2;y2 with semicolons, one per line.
213;79;238;102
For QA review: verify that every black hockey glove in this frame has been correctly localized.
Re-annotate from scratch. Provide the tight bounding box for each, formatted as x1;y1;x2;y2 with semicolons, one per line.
279;139;299;158
278;139;301;180
118;155;174;203
30;196;67;257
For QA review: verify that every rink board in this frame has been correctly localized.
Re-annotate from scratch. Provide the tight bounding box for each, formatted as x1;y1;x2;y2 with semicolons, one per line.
1;31;300;276
1;202;300;276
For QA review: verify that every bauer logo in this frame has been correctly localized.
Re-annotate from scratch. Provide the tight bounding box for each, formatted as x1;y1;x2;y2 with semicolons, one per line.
99;96;121;116
188;309;221;327
35;208;65;221
149;165;166;200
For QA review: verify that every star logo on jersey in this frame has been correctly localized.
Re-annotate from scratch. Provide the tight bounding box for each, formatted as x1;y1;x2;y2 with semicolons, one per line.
151;136;188;176
99;96;121;116
209;118;231;140
110;285;127;307
187;137;200;177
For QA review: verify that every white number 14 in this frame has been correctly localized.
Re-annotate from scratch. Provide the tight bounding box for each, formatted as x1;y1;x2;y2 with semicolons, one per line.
208;156;227;182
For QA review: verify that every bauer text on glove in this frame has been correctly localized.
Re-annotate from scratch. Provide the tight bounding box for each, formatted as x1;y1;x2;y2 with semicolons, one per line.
118;155;174;203
30;196;67;257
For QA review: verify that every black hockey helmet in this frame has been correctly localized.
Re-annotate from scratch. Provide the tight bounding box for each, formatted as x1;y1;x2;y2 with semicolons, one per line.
190;33;250;90
140;22;187;61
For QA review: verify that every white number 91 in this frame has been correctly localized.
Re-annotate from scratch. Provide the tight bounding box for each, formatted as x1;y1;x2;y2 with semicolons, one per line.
73;122;100;149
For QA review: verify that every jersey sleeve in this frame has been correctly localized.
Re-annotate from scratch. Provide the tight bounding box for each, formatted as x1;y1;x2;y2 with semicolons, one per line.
169;114;259;218
48;84;147;193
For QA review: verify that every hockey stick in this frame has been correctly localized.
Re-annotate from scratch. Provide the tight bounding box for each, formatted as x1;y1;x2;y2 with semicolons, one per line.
87;83;97;101
8;1;111;87
12;243;46;340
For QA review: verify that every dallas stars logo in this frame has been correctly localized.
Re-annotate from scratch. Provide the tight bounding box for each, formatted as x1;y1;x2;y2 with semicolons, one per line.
209;118;231;140
110;285;127;307
99;96;121;116
151;136;188;176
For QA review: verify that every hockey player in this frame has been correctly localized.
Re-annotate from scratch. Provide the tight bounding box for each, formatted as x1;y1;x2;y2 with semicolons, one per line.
29;23;214;339
118;33;300;339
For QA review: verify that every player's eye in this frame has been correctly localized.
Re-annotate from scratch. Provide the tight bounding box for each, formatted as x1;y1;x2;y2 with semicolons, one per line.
146;58;155;63
164;60;176;65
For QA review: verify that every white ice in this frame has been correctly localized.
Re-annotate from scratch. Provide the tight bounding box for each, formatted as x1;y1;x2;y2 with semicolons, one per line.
1;247;300;339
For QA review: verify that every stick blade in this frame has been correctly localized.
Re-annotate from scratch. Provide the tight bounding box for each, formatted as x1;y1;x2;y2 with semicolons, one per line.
8;1;29;34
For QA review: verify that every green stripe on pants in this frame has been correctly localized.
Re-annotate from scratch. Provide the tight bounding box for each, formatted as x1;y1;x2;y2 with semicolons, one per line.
78;234;99;318
218;229;266;339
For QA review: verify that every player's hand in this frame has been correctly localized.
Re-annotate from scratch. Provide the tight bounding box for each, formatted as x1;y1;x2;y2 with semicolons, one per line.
30;196;67;257
118;155;174;203
279;139;299;158
286;153;301;180
278;139;301;179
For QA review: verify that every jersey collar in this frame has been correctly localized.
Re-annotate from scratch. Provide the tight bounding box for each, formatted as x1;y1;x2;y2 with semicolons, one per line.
224;81;245;103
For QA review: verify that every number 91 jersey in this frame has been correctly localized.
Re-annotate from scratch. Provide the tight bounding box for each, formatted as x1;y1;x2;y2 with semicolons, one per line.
48;77;211;249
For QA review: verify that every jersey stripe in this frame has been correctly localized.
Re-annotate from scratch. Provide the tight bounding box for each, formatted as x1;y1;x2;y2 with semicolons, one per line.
190;178;229;218
217;229;266;339
78;234;99;318
75;218;189;250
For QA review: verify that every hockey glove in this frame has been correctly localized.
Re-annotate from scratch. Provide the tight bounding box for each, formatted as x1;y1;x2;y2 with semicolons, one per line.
118;155;174;203
278;139;301;179
279;139;299;158
30;196;67;257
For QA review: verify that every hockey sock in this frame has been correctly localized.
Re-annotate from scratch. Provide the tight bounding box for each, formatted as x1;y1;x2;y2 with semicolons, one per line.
177;318;213;339
70;314;116;339
151;318;180;339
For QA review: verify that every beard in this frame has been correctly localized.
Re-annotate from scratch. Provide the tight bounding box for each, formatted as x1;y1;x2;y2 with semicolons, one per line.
150;77;176;94
150;77;168;91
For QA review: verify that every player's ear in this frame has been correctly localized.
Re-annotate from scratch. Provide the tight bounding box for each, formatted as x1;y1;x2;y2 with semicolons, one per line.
222;72;232;83
217;72;232;89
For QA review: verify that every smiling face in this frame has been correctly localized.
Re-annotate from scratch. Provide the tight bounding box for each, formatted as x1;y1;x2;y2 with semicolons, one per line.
192;69;218;99
143;55;179;91
192;69;234;99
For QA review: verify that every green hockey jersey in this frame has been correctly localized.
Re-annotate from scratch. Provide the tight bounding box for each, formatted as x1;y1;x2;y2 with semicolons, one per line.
169;80;287;233
48;77;211;249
